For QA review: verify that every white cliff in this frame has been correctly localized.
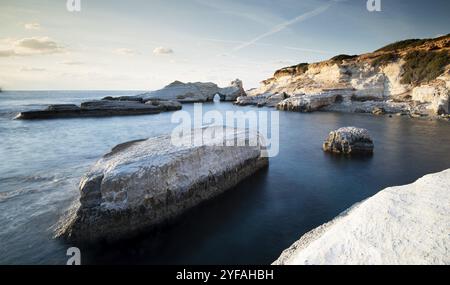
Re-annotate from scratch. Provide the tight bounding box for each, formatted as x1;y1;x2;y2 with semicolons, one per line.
274;169;450;265
242;35;450;117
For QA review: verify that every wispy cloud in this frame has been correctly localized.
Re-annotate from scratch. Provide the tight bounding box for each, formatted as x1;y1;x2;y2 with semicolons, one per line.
113;48;139;56
232;1;334;52
193;0;280;27
20;67;46;72
153;47;174;55
61;60;84;65
24;22;41;30
201;37;335;55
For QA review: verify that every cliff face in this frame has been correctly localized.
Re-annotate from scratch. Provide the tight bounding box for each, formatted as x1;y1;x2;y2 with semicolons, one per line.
246;35;450;116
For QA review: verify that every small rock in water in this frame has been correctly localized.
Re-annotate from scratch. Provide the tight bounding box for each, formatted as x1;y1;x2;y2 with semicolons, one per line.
323;127;374;155
372;107;386;115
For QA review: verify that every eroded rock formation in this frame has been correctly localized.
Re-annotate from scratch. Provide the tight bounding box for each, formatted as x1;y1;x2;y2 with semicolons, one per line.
239;35;450;118
56;127;268;242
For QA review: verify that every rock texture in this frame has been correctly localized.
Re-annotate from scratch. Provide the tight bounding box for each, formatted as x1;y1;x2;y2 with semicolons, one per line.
15;99;184;120
56;127;268;242
273;169;450;265
138;79;246;103
241;35;450;117
323;127;374;154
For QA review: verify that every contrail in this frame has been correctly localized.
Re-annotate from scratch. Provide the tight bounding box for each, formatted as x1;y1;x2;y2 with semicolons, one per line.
233;1;334;52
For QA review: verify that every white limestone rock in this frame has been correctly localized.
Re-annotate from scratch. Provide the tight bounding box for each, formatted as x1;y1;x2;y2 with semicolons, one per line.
139;79;246;103
56;127;268;242
274;169;450;265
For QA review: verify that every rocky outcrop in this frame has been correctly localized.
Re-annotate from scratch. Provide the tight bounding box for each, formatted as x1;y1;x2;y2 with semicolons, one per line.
244;35;450;117
274;169;450;265
138;79;246;103
56;127;268;242
235;92;288;107
277;93;339;112
323;127;374;154
15;100;164;120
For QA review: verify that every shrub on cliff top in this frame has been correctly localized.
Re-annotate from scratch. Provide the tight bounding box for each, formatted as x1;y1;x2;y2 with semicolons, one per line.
401;50;450;84
371;53;399;67
330;54;358;63
274;63;309;77
376;39;428;52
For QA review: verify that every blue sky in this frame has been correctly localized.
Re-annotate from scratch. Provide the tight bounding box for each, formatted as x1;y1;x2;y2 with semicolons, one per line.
0;0;449;90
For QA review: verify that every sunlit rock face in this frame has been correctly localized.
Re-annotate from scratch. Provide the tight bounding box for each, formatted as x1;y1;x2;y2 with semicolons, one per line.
56;127;268;243
244;35;450;117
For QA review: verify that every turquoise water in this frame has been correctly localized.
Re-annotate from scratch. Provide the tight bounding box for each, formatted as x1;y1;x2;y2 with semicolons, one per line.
1;91;450;264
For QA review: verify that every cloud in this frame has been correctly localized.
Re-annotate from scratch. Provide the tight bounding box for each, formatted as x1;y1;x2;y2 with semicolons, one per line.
153;47;174;55
20;67;46;72
232;1;334;52
113;48;139;56
61;60;84;65
0;37;63;57
201;37;334;55
24;23;41;30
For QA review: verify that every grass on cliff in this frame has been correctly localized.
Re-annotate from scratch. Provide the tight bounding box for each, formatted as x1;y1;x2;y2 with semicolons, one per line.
275;63;309;76
371;53;399;67
330;54;358;63
401;50;450;84
376;39;428;52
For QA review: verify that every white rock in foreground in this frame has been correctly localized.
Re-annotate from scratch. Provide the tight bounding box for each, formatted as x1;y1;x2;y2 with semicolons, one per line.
274;169;450;265
57;127;268;242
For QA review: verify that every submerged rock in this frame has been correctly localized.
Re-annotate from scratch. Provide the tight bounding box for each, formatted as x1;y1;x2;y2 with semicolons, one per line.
323;127;374;154
273;169;450;265
56;127;268;242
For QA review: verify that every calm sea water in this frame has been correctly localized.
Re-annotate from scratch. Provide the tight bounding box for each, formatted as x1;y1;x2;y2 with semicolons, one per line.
1;91;450;265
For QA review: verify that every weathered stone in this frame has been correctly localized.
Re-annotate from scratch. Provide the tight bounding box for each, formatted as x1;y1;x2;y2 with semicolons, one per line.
46;104;81;111
139;79;246;103
323;127;374;154
15;100;162;120
372;107;386;115
56;127;268;242
277;94;337;112
273;169;450;265
144;99;182;111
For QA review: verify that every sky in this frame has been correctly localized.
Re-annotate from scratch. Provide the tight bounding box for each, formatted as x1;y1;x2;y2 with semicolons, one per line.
0;0;449;90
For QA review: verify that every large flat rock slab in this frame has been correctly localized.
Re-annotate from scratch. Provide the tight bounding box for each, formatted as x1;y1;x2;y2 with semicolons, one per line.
15;100;169;120
274;169;450;265
56;127;268;242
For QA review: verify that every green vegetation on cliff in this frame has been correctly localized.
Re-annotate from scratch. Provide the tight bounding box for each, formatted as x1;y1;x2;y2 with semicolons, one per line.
401;50;450;84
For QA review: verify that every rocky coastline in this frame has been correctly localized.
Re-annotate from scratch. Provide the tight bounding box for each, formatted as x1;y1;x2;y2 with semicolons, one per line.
15;79;245;120
234;35;450;120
